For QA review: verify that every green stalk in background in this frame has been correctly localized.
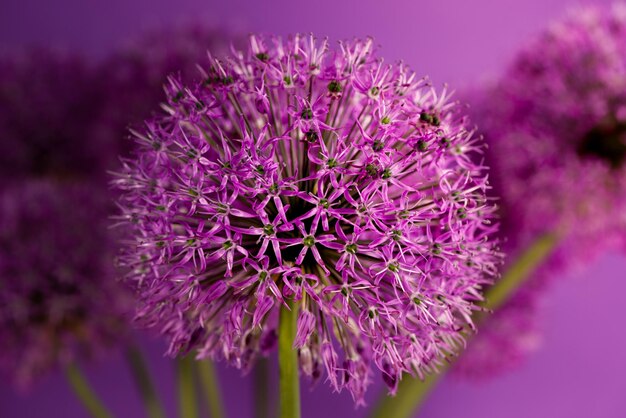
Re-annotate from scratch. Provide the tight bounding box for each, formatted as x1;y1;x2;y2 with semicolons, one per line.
278;301;300;418
368;373;441;418
197;359;226;418
253;358;271;418
64;362;114;418
177;356;199;418
368;232;560;418
479;232;560;311
125;345;167;418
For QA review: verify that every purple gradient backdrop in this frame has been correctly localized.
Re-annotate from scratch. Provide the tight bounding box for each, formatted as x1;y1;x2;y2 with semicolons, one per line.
1;0;625;417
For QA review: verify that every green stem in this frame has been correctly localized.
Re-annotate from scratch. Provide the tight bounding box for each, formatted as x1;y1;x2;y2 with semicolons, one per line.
125;346;167;418
368;373;440;418
368;232;560;418
254;358;271;418
278;301;300;418
64;362;114;418
177;356;199;418
481;232;560;311
197;359;226;418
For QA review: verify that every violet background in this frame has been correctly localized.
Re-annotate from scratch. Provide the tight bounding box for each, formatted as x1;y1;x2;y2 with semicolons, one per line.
1;0;625;417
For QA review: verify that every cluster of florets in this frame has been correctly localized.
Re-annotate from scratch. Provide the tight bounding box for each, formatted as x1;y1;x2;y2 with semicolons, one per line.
115;34;500;403
0;180;130;387
458;4;626;378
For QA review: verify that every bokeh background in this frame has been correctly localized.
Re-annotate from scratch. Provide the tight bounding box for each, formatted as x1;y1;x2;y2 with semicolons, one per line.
1;0;624;417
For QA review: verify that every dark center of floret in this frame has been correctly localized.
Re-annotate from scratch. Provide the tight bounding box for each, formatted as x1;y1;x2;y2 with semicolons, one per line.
255;52;269;62
304;130;319;142
27;289;47;324
302;235;316;247
327;80;342;94
345;243;358;254
263;224;275;236
578;119;626;169
419;112;440;127
301;108;314;120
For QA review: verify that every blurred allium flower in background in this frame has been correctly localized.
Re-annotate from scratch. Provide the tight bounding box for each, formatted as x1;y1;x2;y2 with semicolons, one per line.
0;50;110;180
456;3;626;377
0;50;128;387
96;25;243;160
115;34;500;403
0;180;130;387
0;27;237;388
481;3;626;255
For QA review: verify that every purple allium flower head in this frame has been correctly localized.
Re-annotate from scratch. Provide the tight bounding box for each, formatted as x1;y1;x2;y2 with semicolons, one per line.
115;34;500;403
0;180;131;388
456;4;626;377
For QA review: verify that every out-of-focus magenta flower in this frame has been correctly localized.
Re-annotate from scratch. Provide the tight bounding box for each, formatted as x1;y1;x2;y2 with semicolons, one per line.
115;34;500;403
95;26;242;160
480;3;626;255
0;28;239;180
456;4;626;377
0;50;110;180
0;180;131;387
0;28;239;389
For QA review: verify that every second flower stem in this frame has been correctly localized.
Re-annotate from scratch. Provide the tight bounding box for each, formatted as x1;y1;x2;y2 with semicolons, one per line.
125;345;166;418
64;362;113;418
197;359;226;418
480;232;560;311
254;358;271;418
177;356;199;418
367;372;440;418
278;301;300;418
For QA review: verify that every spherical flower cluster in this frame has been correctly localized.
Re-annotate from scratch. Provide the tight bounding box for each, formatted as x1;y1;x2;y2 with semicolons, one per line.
0;180;130;387
456;4;626;377
115;34;500;403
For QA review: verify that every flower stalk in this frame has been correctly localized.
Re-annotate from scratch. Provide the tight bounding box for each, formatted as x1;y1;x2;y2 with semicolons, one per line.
368;373;440;418
125;346;166;418
177;356;199;418
254;358;271;418
197;359;226;418
479;232;560;312
64;362;113;418
279;301;300;418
